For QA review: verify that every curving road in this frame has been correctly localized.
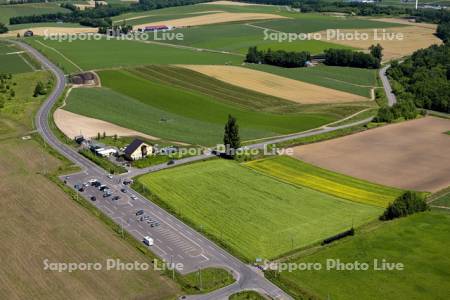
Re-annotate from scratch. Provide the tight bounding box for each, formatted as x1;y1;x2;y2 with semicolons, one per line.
13;39;397;300
379;64;397;107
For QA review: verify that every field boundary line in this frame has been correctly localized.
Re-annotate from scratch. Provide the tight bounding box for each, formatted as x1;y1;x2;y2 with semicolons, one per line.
35;40;83;72
324;107;374;128
244;23;283;33
134;38;244;57
18;53;37;71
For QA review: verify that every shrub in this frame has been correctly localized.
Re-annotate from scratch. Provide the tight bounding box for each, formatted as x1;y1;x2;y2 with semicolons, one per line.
380;191;429;221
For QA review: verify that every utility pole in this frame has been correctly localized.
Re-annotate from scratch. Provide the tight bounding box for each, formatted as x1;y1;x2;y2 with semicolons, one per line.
415;0;418;10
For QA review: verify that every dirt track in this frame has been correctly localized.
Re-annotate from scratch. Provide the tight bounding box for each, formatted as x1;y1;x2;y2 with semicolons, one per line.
3;27;98;37
290;117;450;192
181;65;368;104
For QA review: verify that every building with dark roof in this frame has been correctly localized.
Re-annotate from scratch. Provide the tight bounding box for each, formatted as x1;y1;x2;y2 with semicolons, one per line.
124;139;153;160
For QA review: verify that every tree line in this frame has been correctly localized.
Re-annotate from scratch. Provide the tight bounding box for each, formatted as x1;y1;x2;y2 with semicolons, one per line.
245;46;310;68
380;191;428;221
9;0;210;26
323;47;381;69
387;43;450;113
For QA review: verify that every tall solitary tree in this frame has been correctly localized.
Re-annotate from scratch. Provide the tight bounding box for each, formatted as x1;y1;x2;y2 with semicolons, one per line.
223;114;240;157
369;44;383;61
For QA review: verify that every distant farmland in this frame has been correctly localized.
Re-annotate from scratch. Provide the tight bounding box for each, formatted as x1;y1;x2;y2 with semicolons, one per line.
245;156;403;207
26;37;243;74
64;68;341;145
136;160;382;261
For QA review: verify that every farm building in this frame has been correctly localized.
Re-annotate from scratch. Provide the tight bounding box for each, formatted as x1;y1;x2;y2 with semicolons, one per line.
142;25;171;32
124;139;153;160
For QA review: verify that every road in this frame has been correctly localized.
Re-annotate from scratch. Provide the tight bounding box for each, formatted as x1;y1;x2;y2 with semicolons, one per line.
379;64;397;106
14;39;397;300
12;40;294;300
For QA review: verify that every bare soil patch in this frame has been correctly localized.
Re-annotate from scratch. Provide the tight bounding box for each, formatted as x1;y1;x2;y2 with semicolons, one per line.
133;12;286;29
0;138;179;299
181;65;368;104
317;25;441;61
289;117;450;192
54;108;159;140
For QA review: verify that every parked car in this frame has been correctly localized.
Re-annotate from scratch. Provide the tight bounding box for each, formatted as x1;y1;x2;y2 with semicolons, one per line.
143;236;154;246
136;210;144;216
90;196;96;201
130;194;137;200
78;187;84;192
107;174;113;179
121;188;127;193
167;159;175;165
103;192;111;198
112;196;120;201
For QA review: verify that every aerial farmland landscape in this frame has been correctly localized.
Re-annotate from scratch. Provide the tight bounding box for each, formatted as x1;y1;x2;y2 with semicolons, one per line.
0;0;449;299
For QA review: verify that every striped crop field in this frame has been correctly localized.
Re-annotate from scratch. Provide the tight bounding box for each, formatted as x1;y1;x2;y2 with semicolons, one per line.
244;156;404;207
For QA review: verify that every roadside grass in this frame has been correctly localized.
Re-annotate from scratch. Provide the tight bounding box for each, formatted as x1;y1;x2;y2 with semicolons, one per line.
26;37;243;74
430;190;450;208
135;159;382;261
246;64;377;98
270;211;450;300
78;149;127;175
0;70;53;132
326;108;377;127
64;70;337;145
244;156;403;207
230;291;267;300
176;268;235;294
0;52;34;74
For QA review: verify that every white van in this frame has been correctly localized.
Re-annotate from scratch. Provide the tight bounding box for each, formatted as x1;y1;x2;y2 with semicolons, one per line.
143;236;154;246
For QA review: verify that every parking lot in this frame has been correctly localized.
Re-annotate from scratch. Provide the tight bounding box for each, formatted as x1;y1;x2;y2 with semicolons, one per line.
62;172;210;273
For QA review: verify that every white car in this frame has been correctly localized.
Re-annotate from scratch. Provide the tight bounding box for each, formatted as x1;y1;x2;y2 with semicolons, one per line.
143;236;154;246
130;195;137;200
107;174;113;179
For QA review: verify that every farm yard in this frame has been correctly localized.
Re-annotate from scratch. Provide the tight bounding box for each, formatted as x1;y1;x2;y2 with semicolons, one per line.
273;211;450;300
136;159;382;261
244;156;403;207
290;117;450;192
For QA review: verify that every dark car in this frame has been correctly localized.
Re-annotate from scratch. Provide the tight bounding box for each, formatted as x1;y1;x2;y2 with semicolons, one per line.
121;188;127;193
112;196;121;201
78;187;84;192
167;159;175;165
90;196;96;201
136;210;144;216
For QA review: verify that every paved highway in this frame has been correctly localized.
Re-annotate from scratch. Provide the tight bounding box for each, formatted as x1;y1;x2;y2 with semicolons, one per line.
13;40;294;300
14;39;397;299
379;64;397;107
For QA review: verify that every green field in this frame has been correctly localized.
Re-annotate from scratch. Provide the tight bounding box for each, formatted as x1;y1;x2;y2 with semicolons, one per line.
431;191;450;208
252;14;403;33
26;37;243;74
136;160;382;261
0;41;34;74
247;64;377;98
0;2;69;25
273;211;450;300
245;156;403;207
64;68;340;145
150;23;354;55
